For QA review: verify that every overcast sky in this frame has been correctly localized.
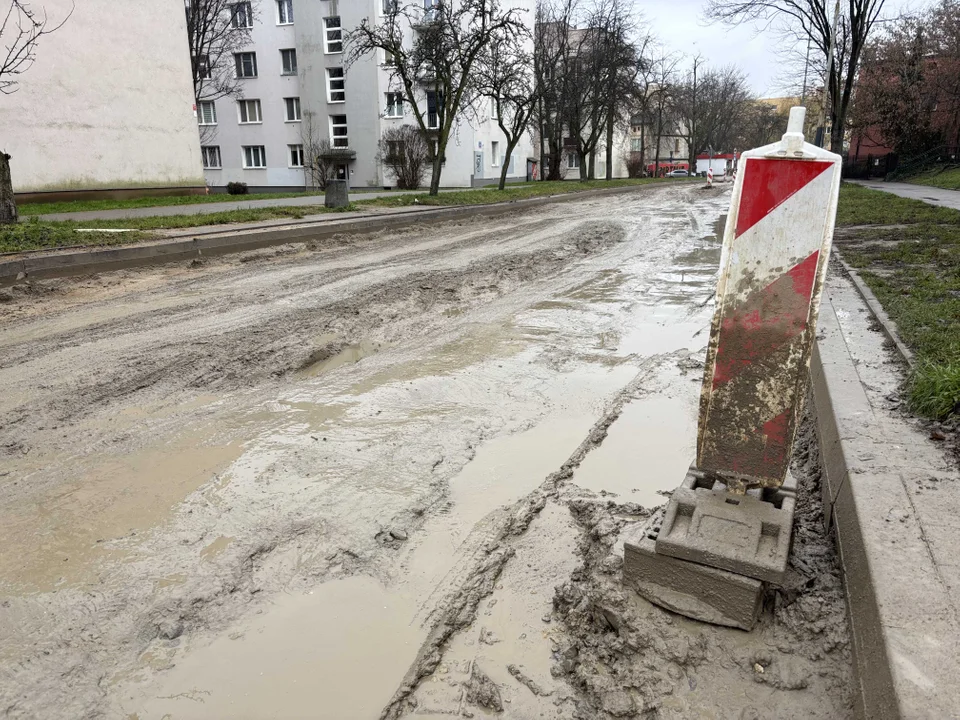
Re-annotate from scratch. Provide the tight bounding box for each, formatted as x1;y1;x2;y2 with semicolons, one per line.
636;0;935;97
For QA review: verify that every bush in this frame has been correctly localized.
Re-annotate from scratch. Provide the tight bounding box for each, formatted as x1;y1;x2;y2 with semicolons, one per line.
378;125;429;190
624;152;645;179
227;182;249;195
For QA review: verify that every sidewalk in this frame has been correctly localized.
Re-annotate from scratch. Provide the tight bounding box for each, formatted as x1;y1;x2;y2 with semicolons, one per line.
849;179;960;211
31;187;466;223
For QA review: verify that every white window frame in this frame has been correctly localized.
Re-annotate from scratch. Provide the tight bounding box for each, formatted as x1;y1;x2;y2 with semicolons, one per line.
277;0;293;25
201;145;222;169
491;141;500;167
489;97;497;121
197;100;217;125
382;49;397;66
238;98;262;124
330;114;348;148
235;51;257;78
323;17;342;54
289;144;304;168
630;138;642;152
284;96;301;122
326;67;345;103
230;1;253;28
426;90;440;129
385;92;403;118
381;0;398;14
280;48;297;75
567;152;579;169
242;145;267;169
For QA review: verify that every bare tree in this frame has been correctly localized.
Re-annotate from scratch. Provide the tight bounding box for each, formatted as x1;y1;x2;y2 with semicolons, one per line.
675;63;753;165
477;25;538;189
301;110;353;190
0;0;71;224
185;0;256;105
649;51;680;176
347;0;527;195
378;124;430;189
533;0;576;180
706;0;886;152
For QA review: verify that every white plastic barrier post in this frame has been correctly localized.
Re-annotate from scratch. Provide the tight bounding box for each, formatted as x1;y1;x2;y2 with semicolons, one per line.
707;167;714;187
697;107;842;492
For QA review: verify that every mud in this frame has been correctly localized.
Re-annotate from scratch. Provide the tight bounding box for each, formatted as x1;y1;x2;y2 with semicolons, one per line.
0;185;852;719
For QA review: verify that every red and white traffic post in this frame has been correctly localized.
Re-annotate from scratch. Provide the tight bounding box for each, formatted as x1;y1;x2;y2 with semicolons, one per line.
698;106;842;492
624;107;843;630
707;167;714;187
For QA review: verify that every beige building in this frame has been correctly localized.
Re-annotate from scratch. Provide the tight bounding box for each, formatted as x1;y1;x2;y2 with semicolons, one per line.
0;1;204;199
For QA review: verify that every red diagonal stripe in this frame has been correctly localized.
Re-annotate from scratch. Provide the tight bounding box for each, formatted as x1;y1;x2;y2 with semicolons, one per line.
735;159;834;238
712;250;820;388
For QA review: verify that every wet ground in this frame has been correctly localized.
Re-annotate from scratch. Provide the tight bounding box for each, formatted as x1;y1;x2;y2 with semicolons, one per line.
0;185;852;719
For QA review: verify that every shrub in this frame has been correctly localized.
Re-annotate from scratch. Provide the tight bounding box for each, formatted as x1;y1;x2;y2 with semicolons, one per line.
227;182;249;195
378;125;429;190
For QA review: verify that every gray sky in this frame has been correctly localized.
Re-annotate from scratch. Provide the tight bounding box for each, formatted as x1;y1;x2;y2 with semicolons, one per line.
637;0;934;96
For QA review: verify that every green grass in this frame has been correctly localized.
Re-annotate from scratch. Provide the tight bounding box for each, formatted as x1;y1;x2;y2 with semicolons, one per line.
905;166;960;191
841;218;960;420
17;190;331;216
357;177;683;209
1;204;357;253
836;182;960;226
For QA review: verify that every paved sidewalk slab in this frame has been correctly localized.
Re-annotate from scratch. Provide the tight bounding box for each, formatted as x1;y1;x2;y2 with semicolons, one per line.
849;179;960;211
811;267;960;719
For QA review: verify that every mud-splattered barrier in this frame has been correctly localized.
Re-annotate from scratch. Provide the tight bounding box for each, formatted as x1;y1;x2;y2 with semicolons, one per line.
0;184;665;285
810;271;960;719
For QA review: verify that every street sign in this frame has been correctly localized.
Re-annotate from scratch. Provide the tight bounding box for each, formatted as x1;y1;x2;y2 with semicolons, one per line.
697;107;842;491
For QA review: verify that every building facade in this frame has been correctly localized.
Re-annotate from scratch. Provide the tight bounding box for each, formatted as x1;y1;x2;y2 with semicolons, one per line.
199;0;535;191
0;0;204;199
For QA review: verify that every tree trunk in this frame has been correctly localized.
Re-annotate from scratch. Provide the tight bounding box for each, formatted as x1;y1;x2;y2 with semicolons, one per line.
579;150;588;181
499;138;519;191
0;153;17;224
640;123;646;176
605;111;614;180
588;150;595;180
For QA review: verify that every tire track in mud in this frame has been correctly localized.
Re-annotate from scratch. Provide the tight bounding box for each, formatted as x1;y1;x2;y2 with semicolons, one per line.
377;351;682;720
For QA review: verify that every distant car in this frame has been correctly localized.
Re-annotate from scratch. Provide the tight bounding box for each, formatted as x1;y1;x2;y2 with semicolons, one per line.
666;169;689;177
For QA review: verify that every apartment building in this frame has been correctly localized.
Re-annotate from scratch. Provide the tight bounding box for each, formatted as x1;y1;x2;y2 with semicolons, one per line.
199;0;535;191
1;0;203;200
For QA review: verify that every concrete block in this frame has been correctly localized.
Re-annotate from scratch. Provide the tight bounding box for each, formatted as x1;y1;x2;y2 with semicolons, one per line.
324;180;350;209
655;469;795;584
623;522;763;631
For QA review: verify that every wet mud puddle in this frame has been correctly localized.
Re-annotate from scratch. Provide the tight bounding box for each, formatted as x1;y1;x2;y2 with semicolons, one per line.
8;192;729;720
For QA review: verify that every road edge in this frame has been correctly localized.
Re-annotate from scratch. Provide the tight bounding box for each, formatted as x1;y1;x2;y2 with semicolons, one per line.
810;289;960;720
0;184;676;284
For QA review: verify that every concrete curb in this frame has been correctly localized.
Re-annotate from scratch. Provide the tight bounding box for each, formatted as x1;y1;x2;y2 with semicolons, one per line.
1;184;668;284
837;255;916;368
810;292;960;720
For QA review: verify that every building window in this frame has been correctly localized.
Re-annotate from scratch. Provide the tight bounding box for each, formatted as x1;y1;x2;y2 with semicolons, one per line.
243;145;267;168
197;100;217;125
201;146;221;169
230;2;253;28
277;0;293;24
381;0;398;13
491;141;500;167
674;139;680;153
324;17;342;54
284;96;301;121
327;67;345;103
238;98;262;123
330;114;348;147
289;144;304;167
489;97;497;120
280;48;297;75
508;153;516;174
426;90;441;129
197;54;212;79
382;49;397;66
567;152;579;169
385;92;403;118
235;52;258;78
630;138;642;152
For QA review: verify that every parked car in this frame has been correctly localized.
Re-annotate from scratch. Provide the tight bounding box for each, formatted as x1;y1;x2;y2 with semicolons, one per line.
666;169;689;177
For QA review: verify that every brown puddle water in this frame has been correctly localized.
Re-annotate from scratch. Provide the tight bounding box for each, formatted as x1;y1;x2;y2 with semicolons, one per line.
129;576;422;720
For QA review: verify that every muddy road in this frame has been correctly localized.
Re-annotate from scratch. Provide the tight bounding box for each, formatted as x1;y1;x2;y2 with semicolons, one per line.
0;185;852;719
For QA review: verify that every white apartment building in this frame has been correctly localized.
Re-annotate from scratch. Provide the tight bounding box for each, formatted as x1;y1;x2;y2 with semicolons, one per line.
200;0;536;191
1;0;204;200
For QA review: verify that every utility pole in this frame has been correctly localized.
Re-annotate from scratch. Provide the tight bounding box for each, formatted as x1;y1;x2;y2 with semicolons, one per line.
816;0;842;149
